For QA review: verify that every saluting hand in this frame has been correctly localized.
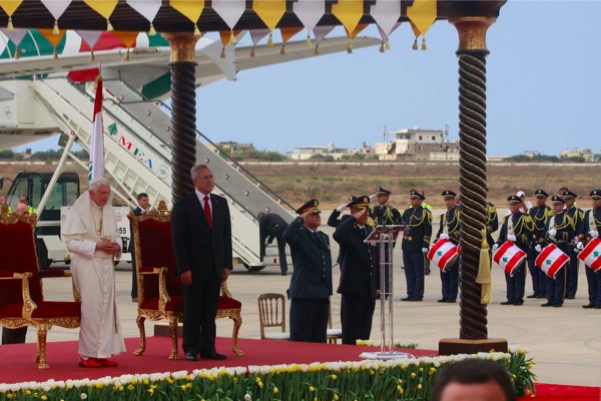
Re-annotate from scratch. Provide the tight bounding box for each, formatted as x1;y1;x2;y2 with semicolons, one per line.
353;208;368;220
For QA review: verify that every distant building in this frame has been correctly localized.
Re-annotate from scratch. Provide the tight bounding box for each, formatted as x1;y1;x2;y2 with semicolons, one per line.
559;148;594;162
374;127;459;161
287;142;373;160
213;141;254;153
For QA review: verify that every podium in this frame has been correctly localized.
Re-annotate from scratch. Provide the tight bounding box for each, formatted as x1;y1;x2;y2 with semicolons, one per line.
359;224;414;360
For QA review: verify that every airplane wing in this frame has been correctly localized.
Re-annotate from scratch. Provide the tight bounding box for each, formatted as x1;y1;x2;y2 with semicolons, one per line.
0;35;380;99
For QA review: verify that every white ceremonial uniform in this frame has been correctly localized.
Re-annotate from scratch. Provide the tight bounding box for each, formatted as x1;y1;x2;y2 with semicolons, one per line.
63;191;126;359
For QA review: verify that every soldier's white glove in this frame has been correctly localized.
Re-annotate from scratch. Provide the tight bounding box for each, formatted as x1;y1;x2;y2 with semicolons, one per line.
507;234;516;242
492;243;499;251
548;228;557;238
589;230;599;239
422;247;429;254
369;194;378;202
535;244;542;253
577;241;584;250
336;204;348;213
440;233;449;240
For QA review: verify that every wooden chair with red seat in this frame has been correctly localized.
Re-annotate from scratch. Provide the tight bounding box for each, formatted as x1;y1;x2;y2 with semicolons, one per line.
128;200;243;360
0;203;81;369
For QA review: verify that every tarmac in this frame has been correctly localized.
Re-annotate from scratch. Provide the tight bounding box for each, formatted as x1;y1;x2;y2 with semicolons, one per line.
21;218;601;388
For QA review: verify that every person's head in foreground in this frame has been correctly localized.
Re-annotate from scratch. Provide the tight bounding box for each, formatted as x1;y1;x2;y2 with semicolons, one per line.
432;359;516;401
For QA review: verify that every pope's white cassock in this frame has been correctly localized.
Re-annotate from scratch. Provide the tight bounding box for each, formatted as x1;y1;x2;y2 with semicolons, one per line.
63;190;126;358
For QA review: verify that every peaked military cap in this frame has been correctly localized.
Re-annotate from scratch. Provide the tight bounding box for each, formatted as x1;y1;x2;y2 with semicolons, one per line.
442;190;456;200
376;187;391;196
348;195;370;209
296;199;321;214
410;189;425;200
534;189;549;198
507;195;522;205
551;195;566;205
562;190;577;199
345;195;358;207
590;189;601;199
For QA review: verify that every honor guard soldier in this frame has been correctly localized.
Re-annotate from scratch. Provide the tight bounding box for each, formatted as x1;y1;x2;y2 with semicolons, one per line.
333;196;380;345
327;195;357;228
486;200;499;255
493;195;533;305
435;190;461;303
369;187;401;296
527;189;553;299
575;190;601;309
539;196;573;307
401;190;432;302
563;190;585;299
283;199;333;342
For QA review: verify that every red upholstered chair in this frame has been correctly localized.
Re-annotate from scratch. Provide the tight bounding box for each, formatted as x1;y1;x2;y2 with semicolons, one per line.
128;201;243;360
0;206;80;369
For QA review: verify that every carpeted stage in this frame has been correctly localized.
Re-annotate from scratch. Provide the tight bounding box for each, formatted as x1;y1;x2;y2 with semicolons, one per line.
0;337;599;400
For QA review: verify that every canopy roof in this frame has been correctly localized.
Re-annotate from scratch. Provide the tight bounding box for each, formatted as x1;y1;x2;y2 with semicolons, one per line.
0;1;505;33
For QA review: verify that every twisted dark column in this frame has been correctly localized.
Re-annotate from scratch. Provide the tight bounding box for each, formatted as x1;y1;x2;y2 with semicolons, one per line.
439;16;507;355
163;33;200;204
457;51;488;340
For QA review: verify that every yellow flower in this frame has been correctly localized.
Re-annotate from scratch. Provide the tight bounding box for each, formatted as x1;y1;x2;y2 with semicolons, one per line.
273;387;279;394
397;386;404;394
119;386;124;392
518;349;526;355
401;365;407;370
166;378;173;384
270;367;276;374
186;383;192;389
7;395;14;400
314;398;318;401
258;382;264;389
331;375;337;380
150;385;157;390
397;379;403;384
220;369;229;376
95;383;104;389
41;396;48;401
309;386;315;392
143;379;149;385
147;389;154;396
370;370;375;375
26;391;32;395
256;378;262;383
419;368;423;372
417;384;423;390
333;395;339;401
180;385;187;391
411;372;416;379
127;385;134;391
234;378;239;383
131;379;138;385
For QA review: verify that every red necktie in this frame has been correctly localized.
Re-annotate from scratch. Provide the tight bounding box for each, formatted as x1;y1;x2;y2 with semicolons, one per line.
204;196;212;228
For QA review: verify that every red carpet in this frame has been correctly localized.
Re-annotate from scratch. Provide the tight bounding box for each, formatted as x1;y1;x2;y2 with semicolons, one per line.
0;336;436;384
520;384;601;401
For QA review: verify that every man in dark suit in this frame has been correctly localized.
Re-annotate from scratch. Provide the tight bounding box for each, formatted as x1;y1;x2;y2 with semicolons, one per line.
334;196;379;345
129;193;150;302
283;199;333;343
258;212;289;275
172;164;232;361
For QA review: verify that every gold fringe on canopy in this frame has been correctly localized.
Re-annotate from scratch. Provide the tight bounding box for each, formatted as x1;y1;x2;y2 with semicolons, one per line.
407;0;437;51
475;229;492;305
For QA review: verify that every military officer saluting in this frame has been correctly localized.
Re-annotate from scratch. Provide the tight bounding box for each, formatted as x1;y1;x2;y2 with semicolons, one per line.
401;190;432;302
283;199;333;342
563;190;585;299
527;189;553;299
327;195;356;228
539;196;573;307
575;190;601;309
333;196;380;345
435;190;461;303
494;195;533;306
369;187;401;297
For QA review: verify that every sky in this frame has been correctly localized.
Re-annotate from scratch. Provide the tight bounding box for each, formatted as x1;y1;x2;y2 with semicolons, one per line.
20;1;601;157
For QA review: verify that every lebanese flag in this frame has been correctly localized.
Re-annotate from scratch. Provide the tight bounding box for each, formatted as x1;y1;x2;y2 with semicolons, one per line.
578;237;601;271
88;76;104;181
535;244;570;279
493;241;526;276
428;238;459;272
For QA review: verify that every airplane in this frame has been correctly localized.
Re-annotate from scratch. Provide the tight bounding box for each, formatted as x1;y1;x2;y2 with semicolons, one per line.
0;29;380;150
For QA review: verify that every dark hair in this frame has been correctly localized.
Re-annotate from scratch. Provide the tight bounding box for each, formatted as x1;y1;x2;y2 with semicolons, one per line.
137;193;149;201
432;359;515;401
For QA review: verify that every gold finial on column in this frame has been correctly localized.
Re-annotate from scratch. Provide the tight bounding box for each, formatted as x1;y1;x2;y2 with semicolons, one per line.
450;16;496;53
162;33;200;63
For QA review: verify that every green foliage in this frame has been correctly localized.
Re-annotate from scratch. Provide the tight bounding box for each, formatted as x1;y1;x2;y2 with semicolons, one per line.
309;153;326;160
31;149;63;161
0;149;16;159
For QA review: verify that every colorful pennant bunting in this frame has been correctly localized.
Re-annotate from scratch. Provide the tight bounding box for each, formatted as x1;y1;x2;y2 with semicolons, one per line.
170;0;205;36
0;0;23;31
253;0;286;46
313;25;335;55
40;0;71;35
331;0;364;53
126;0;161;35
83;0;118;32
249;28;270;57
371;0;401;52
1;27;27;58
76;29;103;60
293;0;325;48
407;0;437;50
112;30;138;61
279;26;303;55
212;0;245;45
38;28;66;59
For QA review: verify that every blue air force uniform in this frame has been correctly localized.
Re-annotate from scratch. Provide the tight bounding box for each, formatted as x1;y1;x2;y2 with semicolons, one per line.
542;196;574;307
435;190;461;303
577;189;601;309
564;190;585;299
527;189;553;298
333;196;380;345
284;199;333;343
495;196;533;305
401;190;432;301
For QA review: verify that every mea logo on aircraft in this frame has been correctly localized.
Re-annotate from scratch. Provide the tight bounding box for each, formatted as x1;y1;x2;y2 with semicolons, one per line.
109;122;154;171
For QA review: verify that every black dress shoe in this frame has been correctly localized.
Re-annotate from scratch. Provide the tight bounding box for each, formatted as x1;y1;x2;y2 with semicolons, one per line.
185;352;199;361
513;300;524;305
541;302;552;307
437;299;447;303
201;351;227;360
400;297;414;301
526;294;537;299
582;304;595;309
595;305;601;309
500;301;513;305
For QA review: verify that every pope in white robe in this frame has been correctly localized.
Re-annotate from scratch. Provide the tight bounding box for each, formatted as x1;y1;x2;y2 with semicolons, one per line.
63;177;126;367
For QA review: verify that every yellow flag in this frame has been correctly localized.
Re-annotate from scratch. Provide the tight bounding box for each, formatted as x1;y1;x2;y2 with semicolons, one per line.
170;0;205;23
253;0;286;31
406;0;437;37
83;0;118;20
331;0;363;37
0;0;22;16
113;31;138;48
38;28;66;48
